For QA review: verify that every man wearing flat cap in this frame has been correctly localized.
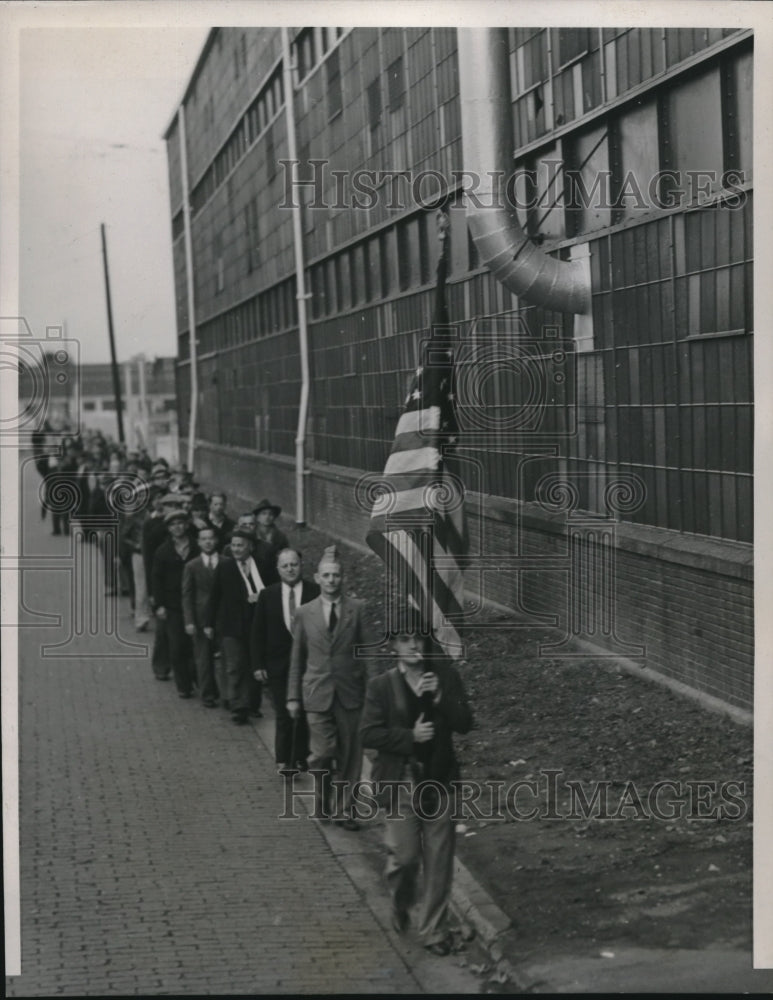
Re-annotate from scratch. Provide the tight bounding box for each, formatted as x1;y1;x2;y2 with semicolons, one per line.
287;545;371;830
150;509;199;697
205;527;265;725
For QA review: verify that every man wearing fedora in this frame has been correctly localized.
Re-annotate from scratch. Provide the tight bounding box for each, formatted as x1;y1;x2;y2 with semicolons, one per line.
287;546;370;830
150;508;199;698
252;498;289;563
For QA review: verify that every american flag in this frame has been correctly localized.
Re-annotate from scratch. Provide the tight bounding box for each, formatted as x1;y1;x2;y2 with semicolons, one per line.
366;211;467;658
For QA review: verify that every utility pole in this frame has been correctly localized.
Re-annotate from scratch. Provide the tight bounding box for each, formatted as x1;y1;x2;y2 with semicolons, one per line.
100;222;125;444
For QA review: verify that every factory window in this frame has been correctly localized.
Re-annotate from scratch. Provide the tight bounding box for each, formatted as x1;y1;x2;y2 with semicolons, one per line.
379;230;392;298
397;223;411;291
214;233;224;294
609;99;660;223
387;56;405;111
83;401;96;412
245;198;260;273
362;241;372;302
419;212;431;284
368;236;381;300
295;29;316;83
660;65;724;202
564;124;611;235
327;48;342;120
265;124;276;180
552;28;591;69
367;78;382;130
722;48;753;180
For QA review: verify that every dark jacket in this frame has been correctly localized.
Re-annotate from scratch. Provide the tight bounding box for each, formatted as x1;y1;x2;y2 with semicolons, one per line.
206;513;235;549
142;514;168;586
250;579;320;674
205;556;259;640
221;537;279;586
181;552;227;630
360;660;473;789
150;538;199;612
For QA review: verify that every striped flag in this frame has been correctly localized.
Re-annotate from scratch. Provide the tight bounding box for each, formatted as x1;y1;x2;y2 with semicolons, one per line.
366;211;467;658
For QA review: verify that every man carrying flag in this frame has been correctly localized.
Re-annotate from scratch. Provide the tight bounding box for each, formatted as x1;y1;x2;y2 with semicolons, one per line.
366;208;467;656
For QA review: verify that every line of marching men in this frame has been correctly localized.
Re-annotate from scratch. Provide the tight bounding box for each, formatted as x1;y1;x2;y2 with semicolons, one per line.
118;461;474;958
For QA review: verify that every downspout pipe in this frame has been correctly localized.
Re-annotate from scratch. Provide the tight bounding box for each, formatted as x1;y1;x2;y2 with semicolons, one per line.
178;103;199;473
282;27;311;527
457;28;591;314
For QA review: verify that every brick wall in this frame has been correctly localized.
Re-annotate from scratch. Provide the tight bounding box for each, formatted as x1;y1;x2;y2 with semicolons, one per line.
193;441;754;711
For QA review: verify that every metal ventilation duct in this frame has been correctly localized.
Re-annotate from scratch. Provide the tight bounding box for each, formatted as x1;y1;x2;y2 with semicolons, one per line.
457;28;591;314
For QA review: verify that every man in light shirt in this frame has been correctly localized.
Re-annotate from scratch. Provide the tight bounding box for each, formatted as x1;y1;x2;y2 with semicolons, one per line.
251;548;320;774
287;546;370;829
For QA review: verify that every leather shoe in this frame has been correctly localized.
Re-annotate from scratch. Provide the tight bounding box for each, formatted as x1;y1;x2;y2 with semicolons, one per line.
231;712;249;725
338;817;361;832
203;699;216;708
424;935;453;957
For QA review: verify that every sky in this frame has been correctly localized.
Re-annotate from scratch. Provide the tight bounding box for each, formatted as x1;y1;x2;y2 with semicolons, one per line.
18;26;208;364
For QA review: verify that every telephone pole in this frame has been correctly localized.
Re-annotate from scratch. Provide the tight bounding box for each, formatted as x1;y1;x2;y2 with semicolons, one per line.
100;222;125;444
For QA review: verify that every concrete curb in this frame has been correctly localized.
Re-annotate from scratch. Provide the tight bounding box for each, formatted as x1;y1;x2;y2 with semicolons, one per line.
449;856;529;992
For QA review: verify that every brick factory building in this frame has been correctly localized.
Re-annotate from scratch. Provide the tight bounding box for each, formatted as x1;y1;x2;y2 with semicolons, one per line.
164;27;753;712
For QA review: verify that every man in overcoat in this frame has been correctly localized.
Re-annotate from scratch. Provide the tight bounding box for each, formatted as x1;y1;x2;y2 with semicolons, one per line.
251;548;319;773
205;527;264;725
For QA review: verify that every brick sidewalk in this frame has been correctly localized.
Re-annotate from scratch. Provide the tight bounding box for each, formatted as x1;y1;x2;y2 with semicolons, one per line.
5;474;435;995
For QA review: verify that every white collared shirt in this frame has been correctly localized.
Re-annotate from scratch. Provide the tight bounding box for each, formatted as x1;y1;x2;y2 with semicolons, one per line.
282;581;303;632
202;552;218;570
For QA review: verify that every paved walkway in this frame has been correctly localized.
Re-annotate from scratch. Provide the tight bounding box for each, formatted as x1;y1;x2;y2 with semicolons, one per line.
5;462;480;995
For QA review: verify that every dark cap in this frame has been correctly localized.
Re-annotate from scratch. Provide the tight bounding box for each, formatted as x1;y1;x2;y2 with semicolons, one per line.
230;527;255;543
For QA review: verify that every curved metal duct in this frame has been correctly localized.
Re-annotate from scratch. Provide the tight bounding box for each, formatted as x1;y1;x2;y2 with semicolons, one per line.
457;28;591;314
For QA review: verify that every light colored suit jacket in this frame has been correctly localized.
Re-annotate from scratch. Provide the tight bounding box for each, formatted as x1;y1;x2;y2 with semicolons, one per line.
288;595;369;712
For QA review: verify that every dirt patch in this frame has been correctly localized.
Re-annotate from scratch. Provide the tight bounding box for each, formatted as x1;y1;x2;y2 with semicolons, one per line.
283;520;753;965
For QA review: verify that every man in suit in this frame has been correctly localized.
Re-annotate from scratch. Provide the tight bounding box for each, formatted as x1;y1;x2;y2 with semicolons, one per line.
251;548;320;774
205;527;264;725
182;525;223;707
287;546;370;830
150;509;199;698
359;610;473;955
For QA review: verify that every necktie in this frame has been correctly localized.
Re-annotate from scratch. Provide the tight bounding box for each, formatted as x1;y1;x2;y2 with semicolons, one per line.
288;586;296;629
242;562;256;593
328;601;337;633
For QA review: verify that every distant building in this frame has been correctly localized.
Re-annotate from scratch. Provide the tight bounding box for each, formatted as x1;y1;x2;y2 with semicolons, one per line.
19;355;179;462
164;27;753;712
